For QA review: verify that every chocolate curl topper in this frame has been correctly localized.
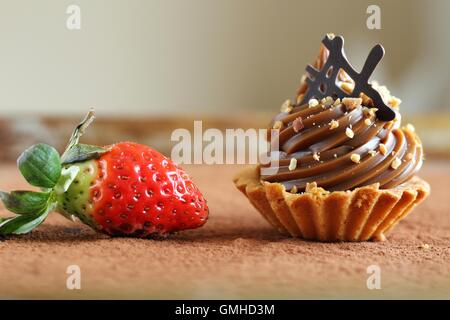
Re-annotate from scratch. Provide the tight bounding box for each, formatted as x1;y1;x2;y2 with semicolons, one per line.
300;35;396;121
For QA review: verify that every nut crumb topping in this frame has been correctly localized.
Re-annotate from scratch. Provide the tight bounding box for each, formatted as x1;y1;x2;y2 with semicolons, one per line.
329;119;339;130
290;185;298;194
280;99;293;113
333;98;341;106
308;98;319;107
350;153;361;163
324;96;334;105
345;127;354;138
341;82;354;94
288;158;297;171
391;157;402;169
305;182;317;191
390;96;402;108
359;92;372;106
364;118;372;126
406;123;415;132
313;153;320;162
300;74;307;83
292;117;304;132
342;97;362;110
273;121;283;130
364;107;379;117
379;143;387;155
305;182;329;195
368;150;377;157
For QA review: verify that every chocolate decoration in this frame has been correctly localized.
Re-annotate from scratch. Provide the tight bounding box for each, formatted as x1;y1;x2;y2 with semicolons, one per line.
300;35;396;121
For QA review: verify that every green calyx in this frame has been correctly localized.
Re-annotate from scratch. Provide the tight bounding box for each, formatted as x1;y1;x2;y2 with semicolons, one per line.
0;109;108;236
55;160;98;228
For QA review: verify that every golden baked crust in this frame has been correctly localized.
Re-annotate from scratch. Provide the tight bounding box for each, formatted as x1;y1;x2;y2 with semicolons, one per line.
233;166;430;242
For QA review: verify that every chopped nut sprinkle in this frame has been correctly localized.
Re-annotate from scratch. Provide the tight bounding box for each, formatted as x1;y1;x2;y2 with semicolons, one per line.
305;182;318;192
389;96;402;108
313;153;320;162
293;117;304;132
329;119;339;130
419;243;430;250
379;143;387;155
291;185;298;194
360;92;372;106
345;127;354;139
280;99;293;113
368;150;377;157
333;98;341;106
273;121;283;130
288;158;297;171
324;96;334;105
368;108;379;117
308;98;319;107
406;123;415;132
364;118;372;126
341;82;354;94
350;153;361;163
342;97;362;110
391;157;402;169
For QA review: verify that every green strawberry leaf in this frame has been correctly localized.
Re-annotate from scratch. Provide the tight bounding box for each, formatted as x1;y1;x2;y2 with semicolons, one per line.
61;144;107;165
0;207;51;235
0;191;51;215
17;143;62;188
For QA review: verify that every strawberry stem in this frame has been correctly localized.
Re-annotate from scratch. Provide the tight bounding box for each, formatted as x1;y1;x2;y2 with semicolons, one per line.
60;109;107;165
61;109;96;160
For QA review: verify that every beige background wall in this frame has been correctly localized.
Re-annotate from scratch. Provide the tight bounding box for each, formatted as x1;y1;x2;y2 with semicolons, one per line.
0;0;449;117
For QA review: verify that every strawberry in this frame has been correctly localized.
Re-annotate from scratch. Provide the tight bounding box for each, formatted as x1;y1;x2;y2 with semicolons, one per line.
0;111;208;237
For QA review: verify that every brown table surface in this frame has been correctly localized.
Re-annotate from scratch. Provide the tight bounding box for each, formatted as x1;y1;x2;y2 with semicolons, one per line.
0;161;449;299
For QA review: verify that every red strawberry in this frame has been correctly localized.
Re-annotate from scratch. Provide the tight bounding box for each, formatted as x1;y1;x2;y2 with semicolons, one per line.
0;111;208;237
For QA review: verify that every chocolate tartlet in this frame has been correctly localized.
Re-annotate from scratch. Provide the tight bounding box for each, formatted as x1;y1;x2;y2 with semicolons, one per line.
234;34;430;241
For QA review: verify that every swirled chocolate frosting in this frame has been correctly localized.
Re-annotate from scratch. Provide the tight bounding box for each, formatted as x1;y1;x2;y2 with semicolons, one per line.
260;43;423;193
